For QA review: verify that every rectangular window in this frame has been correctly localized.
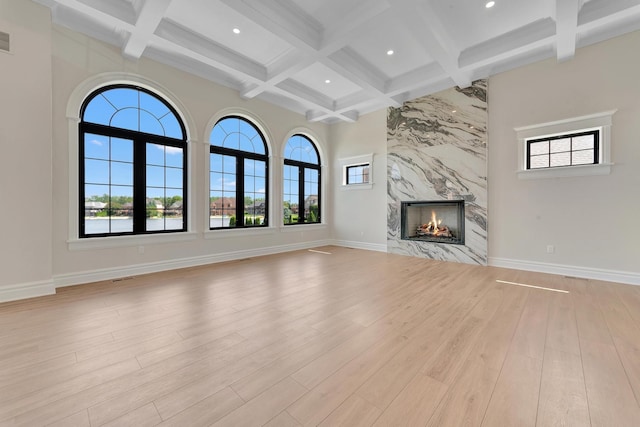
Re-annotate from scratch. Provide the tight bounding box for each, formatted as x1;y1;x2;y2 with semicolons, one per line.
345;164;370;185
526;130;599;170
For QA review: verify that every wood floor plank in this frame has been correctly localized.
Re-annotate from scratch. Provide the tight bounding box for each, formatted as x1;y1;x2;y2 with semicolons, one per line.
264;411;302;427
318;394;382;427
372;373;448;427
211;377;307;427
101;402;162;427
536;347;590;427
481;352;543;427
156;387;244;427
581;338;640;427
509;289;551;361
545;291;581;356
46;410;91;427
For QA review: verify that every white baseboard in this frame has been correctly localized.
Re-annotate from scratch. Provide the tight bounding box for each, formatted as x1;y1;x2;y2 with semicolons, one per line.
332;240;387;253
0;279;56;303
54;239;333;289
489;257;640;286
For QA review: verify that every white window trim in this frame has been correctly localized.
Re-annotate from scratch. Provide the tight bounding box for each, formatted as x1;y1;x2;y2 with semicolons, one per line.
66;72;197;250
339;153;373;190
514;110;616;179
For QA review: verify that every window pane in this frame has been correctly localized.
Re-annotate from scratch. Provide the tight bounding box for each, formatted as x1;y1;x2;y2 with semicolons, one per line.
572;149;595;165
529;141;548;156
139;110;164;136
146;165;165;187
573;135;594;150
550;138;570;153
111;138;133;162
83;95;116;126
550;152;571;167
530;155;549;169
164;190;183;230
111;162;133;186
210;153;223;173
84;134;109;159
165;146;183;168
165;167;183;189
147;143;165;166
110;109;139;132
85;159;110;184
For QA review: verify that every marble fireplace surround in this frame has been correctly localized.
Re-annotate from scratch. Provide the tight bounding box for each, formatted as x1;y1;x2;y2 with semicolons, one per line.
387;80;488;265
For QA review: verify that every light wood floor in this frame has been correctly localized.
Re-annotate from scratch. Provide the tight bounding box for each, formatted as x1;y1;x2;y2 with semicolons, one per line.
1;246;639;426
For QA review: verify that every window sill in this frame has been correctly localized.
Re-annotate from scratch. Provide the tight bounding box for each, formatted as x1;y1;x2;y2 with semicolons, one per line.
341;183;373;191
68;231;199;251
204;227;276;239
517;163;613;180
280;223;327;232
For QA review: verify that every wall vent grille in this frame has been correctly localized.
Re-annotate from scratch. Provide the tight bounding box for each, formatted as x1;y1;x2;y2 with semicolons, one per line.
0;31;9;53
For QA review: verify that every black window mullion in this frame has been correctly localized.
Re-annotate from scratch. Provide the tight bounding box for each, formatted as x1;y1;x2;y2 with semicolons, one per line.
236;155;245;227
298;166;305;224
132;138;146;233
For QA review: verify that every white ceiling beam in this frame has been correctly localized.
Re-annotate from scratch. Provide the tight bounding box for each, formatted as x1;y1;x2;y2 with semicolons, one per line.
123;0;173;60
388;0;471;89
555;0;581;61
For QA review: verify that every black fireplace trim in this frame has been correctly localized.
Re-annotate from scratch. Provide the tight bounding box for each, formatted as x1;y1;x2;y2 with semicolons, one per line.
401;200;465;245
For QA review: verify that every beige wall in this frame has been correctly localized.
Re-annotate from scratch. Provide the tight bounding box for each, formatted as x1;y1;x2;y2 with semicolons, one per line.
0;0;53;296
488;31;640;280
330;110;387;250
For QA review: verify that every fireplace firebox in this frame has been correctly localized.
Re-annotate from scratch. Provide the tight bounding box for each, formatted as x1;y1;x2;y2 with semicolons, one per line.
401;200;465;245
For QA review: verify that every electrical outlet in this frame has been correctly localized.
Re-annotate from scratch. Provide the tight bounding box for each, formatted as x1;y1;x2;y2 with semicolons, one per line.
546;245;554;254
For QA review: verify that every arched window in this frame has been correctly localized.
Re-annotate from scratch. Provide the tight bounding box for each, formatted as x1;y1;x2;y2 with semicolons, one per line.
283;134;321;224
209;116;269;228
79;85;187;237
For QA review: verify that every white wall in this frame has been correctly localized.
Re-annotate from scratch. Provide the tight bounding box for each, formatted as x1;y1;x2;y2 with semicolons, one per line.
488;30;640;283
330;110;387;251
0;0;54;299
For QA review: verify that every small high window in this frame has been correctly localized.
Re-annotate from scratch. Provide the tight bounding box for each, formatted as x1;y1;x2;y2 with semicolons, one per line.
527;130;599;170
209;116;269;228
283;134;321;225
79;85;187;237
515;110;615;179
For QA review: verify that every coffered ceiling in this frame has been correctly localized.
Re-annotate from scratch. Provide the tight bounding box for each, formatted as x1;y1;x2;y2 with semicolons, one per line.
33;0;640;123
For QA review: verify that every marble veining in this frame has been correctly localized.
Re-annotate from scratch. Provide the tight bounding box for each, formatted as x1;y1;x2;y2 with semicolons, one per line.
387;80;488;265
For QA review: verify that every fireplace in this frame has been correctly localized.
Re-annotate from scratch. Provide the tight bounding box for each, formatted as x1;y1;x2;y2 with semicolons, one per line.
401;200;465;245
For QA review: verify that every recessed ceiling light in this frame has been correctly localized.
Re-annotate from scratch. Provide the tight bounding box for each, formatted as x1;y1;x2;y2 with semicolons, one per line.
451;110;457;113
232;28;240;34
387;50;394;56
325;79;331;84
485;1;495;8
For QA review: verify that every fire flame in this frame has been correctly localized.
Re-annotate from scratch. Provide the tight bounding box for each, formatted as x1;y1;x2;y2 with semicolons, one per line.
427;211;443;235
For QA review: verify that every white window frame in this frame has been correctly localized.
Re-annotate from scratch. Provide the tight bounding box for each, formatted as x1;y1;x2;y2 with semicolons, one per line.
515;110;616;179
340;153;373;190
